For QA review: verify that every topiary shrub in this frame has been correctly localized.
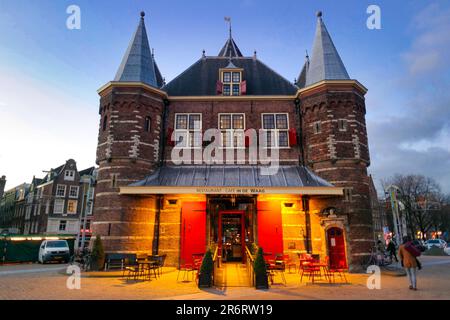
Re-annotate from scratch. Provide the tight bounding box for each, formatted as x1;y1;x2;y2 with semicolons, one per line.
90;235;105;271
198;249;214;287
254;247;268;289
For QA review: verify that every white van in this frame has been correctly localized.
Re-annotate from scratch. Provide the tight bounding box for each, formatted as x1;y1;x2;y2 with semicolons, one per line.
38;240;70;264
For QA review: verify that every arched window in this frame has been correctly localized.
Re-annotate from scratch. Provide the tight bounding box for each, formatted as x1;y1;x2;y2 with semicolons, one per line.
145;116;151;132
102;115;108;131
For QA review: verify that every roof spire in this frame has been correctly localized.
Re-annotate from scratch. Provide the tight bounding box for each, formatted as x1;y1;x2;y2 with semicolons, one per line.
218;17;243;57
305;11;350;86
114;11;158;87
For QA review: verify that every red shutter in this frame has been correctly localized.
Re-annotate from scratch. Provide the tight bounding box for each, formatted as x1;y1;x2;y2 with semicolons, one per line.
167;128;175;146
289;128;297;147
245;129;251;148
216;80;223;95
240;80;247;95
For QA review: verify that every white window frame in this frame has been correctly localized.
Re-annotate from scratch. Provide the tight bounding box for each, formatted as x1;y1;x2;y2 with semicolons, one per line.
45;200;50;214
59;220;67;232
67;200;78;214
69;186;79;198
64;170;75;181
221;70;242;96
174;113;202;149
54;199;65;214
261;113;290;149
56;185;66;198
218;113;246;149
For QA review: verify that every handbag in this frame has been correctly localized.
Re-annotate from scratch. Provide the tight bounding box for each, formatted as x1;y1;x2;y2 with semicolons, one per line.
404;241;421;257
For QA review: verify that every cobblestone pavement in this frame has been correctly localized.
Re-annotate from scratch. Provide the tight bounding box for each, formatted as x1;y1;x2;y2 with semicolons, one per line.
0;256;449;300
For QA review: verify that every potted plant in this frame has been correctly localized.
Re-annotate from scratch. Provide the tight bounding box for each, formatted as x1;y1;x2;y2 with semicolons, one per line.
254;247;269;289
90;235;105;271
198;249;214;288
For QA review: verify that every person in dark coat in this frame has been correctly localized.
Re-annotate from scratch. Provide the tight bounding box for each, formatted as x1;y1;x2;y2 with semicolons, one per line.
387;239;398;262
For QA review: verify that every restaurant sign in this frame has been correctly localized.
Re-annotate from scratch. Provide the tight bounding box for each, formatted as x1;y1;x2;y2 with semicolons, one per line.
120;186;344;196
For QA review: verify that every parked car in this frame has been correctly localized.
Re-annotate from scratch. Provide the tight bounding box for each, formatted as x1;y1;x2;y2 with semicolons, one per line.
38;240;70;264
425;239;448;250
412;240;426;252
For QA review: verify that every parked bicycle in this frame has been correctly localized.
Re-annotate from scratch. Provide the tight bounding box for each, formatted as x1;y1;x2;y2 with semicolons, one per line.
69;248;92;271
361;245;393;270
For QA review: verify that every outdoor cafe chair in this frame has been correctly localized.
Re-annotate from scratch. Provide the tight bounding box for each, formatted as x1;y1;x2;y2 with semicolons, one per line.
177;258;195;282
325;257;348;283
299;259;321;283
123;255;140;281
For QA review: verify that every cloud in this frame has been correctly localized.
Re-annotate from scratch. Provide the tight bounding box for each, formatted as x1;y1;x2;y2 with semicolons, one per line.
368;3;450;194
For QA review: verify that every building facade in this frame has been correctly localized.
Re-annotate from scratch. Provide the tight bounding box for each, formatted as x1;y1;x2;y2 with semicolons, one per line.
0;182;30;234
92;11;374;271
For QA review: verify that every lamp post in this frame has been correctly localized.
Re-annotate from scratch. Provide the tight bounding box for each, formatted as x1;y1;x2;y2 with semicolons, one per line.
386;185;404;245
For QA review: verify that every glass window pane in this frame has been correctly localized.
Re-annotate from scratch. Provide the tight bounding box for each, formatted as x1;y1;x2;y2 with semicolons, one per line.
223;84;231;96
279;131;288;147
263;114;275;129
174;131;188;147
223;72;231;83
234;130;245;147
220;115;231;129
232;114;244;129
176;115;188;130
222;131;232;147
276;114;288;129
232;72;241;82
232;84;240;96
189;114;201;130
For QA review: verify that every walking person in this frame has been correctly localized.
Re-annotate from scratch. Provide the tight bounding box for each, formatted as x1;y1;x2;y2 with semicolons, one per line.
387;239;398;262
398;236;420;291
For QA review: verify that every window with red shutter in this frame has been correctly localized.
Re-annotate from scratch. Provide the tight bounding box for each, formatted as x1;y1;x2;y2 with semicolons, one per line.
240;80;247;95
289;128;298;147
216;80;223;95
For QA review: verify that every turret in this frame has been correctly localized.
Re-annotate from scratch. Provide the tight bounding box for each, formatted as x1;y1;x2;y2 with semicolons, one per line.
298;12;373;270
92;12;166;254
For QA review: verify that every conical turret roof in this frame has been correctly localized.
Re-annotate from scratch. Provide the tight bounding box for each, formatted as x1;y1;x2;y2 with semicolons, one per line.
114;12;158;87
305;12;350;86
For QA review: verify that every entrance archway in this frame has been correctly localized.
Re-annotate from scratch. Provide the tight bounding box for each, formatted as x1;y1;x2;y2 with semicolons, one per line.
327;227;347;269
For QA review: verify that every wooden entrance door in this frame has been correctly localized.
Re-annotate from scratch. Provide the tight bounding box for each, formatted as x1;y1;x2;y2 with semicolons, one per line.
180;202;207;265
327;227;347;269
218;211;246;263
257;201;283;259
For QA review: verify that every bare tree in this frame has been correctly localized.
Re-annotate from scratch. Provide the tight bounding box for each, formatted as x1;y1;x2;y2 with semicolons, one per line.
383;174;442;240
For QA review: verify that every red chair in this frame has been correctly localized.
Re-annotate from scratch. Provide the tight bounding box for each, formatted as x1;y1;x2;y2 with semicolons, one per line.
299;259;320;283
325;256;348;283
281;254;295;274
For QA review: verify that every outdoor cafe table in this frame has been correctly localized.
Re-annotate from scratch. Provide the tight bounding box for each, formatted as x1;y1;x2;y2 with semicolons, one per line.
300;260;331;283
137;260;158;280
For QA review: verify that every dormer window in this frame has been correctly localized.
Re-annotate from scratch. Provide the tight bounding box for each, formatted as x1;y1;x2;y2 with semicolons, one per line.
218;68;246;96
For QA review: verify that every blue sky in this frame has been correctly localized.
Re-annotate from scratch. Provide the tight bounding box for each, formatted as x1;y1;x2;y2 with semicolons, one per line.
0;0;449;194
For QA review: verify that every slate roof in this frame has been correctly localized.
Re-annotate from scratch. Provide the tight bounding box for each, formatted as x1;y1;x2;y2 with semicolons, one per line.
131;165;333;188
305;12;350;86
163;57;298;96
114;13;158;87
79;167;96;177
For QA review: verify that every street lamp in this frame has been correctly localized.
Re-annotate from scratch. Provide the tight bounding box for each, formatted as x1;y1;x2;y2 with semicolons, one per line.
386;185;404;245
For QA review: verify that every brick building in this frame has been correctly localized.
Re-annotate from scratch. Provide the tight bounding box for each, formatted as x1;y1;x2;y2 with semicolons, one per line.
22;159;96;238
92;11;374;271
